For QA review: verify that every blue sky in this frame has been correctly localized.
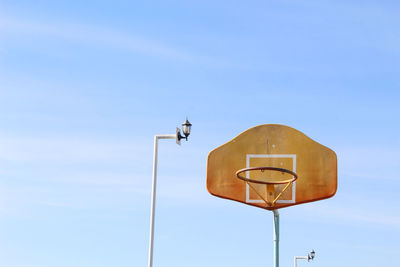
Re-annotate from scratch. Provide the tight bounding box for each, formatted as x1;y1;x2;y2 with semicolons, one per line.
0;1;399;266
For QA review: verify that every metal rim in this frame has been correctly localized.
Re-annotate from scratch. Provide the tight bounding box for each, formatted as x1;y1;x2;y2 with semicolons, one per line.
235;167;298;185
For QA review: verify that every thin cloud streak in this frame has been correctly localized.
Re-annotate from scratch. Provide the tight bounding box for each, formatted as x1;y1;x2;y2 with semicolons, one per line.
0;17;193;61
0;134;150;163
337;145;400;181
294;202;400;230
0;16;246;69
0;173;149;215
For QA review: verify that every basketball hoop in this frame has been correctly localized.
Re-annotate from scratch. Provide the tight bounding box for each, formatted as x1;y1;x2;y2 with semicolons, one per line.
235;167;298;206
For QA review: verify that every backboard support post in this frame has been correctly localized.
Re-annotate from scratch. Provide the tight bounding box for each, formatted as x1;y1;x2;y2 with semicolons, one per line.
273;210;279;267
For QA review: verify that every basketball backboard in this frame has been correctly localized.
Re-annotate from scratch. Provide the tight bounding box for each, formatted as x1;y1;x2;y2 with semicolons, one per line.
206;124;337;210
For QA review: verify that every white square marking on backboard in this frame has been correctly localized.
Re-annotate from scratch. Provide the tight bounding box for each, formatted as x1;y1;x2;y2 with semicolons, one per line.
245;154;296;203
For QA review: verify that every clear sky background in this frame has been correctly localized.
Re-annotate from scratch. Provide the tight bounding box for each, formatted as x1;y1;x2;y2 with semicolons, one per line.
0;1;399;267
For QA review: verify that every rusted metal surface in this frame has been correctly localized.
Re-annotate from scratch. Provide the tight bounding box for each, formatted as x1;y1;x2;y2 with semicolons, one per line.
206;124;337;210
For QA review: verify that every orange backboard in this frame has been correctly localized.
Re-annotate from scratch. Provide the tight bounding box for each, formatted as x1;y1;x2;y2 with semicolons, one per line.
206;124;337;210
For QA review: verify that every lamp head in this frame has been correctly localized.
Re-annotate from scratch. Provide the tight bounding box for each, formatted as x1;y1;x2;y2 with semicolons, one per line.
308;250;315;261
182;118;192;139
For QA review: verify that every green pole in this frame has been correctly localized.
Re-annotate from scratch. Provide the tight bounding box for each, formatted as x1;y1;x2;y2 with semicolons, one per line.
273;210;279;267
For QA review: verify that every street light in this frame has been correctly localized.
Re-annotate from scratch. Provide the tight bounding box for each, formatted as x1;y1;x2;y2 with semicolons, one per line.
177;118;192;141
294;250;316;267
147;118;192;267
308;250;315;261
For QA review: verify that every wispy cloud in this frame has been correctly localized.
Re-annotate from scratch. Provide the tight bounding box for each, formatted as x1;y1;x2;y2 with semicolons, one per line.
337;145;400;181
0;16;245;69
0;134;153;212
0;134;149;163
292;201;400;230
0;172;151;215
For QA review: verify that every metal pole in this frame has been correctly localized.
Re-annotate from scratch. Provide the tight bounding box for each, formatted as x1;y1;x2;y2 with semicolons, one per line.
273;210;279;267
148;134;177;267
294;256;308;267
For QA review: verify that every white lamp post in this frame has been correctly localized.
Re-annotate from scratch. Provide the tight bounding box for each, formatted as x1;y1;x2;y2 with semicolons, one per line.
147;118;192;267
294;250;315;267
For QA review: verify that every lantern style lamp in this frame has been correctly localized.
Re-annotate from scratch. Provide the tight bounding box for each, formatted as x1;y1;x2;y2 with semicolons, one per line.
308;250;316;261
178;118;192;141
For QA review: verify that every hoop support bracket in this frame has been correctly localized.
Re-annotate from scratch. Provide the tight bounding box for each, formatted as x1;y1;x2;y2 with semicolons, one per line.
236;167;298;206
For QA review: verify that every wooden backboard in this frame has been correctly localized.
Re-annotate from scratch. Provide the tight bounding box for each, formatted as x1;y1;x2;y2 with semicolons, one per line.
206;124;337;210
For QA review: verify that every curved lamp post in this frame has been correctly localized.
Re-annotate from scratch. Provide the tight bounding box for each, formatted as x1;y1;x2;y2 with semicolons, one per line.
147;118;192;267
294;250;315;267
